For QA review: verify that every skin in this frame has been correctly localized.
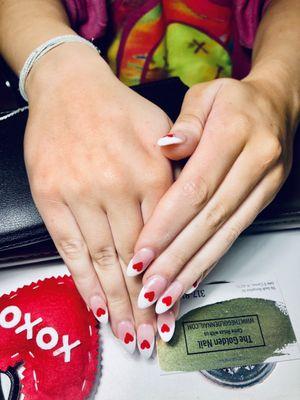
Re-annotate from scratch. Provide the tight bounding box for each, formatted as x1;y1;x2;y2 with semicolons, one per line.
0;0;174;345
134;0;300;310
1;0;299;347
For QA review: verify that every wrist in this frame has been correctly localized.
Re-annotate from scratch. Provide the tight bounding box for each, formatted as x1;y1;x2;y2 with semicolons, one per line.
244;60;300;132
25;41;112;101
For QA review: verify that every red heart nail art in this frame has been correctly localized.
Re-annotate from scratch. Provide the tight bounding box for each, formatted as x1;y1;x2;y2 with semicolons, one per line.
161;324;170;333
140;340;150;350
132;262;143;272
162;296;172;307
193;281;198;288
124;332;134;344
144;291;155;302
96;307;106;318
166;134;174;137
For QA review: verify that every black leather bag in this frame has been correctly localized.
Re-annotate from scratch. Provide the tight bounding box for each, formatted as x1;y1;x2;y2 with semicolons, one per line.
0;77;299;267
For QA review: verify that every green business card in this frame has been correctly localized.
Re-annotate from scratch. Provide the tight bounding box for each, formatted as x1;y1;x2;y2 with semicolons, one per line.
157;297;297;372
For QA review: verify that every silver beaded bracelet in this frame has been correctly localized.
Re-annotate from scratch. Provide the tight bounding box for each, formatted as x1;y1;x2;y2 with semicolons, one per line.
18;34;100;102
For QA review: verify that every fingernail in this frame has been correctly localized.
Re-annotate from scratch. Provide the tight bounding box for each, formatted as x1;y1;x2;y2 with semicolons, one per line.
117;321;136;354
157;311;175;342
137;324;155;359
185;278;201;294
157;133;186;147
138;275;168;309
90;295;109;324
155;281;183;314
126;248;155;277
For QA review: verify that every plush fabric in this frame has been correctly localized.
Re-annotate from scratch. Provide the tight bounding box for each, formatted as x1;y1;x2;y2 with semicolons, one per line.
63;0;272;79
0;276;99;400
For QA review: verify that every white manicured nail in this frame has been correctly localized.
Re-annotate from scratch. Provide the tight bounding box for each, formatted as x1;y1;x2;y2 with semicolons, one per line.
157;311;175;342
157;133;185;147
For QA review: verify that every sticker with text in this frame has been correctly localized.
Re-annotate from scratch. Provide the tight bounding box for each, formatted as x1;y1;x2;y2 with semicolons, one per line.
157;279;300;372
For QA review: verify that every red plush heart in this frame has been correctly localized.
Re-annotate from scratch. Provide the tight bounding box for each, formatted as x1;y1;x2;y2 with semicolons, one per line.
0;276;99;400
124;332;134;344
140;340;150;350
162;296;172;307
161;324;170;333
144;291;155;302
132;262;143;272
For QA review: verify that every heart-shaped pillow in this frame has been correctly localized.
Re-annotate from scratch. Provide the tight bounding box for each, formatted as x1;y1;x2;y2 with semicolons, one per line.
0;275;99;400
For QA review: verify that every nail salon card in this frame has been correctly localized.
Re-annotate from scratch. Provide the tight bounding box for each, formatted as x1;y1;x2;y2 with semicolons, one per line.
157;279;300;372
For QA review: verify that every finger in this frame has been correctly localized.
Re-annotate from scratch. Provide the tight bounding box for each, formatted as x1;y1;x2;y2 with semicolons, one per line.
141;142;280;311
157;165;285;309
184;264;217;294
127;185;171;277
134;118;245;269
72;204;136;354
107;200;156;359
35;200;108;323
157;81;220;160
172;301;180;320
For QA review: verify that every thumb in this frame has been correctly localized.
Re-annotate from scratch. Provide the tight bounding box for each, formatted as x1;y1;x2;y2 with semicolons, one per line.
157;81;216;160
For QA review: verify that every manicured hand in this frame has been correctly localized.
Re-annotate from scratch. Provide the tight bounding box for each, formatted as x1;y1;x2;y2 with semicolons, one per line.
24;43;173;356
127;77;296;312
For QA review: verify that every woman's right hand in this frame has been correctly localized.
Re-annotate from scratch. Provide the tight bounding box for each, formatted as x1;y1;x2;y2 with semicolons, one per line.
24;42;173;357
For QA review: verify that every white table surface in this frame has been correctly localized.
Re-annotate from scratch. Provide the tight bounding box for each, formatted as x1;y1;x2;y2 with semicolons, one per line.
0;230;300;400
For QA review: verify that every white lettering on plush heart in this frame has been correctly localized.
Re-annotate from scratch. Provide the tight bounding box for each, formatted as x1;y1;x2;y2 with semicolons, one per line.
0;305;81;362
0;306;21;328
36;327;59;350
53;335;81;363
15;313;43;339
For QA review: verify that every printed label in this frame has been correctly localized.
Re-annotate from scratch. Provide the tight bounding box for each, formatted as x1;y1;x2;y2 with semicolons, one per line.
183;314;265;355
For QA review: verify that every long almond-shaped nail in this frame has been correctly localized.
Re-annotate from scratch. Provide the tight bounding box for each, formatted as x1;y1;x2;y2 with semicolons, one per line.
90;295;109;324
157;133;185;147
117;321;136;354
126;248;155;277
185;278;201;294
157;311;175;342
138;275;168;309
155;281;183;314
137;324;155;359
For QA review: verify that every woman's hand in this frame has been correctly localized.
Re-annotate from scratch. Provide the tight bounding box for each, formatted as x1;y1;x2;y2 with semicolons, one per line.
129;77;297;313
24;43;173;356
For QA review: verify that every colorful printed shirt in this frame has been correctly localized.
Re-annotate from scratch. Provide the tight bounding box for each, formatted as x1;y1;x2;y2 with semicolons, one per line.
63;0;271;87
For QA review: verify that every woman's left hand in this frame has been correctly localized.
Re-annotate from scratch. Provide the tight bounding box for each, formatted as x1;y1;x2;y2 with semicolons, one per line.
126;77;298;313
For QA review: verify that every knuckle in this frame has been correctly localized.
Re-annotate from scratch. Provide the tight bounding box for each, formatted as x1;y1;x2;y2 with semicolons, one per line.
167;249;189;270
177;112;204;132
258;137;283;168
71;269;94;286
144;169;170;191
59;238;86;260
106;294;128;310
181;177;209;210
91;245;117;269
30;175;56;198
185;84;207;103
233;114;252;132
101;167;127;192
205;203;228;231
68;181;90;200
224;225;241;247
